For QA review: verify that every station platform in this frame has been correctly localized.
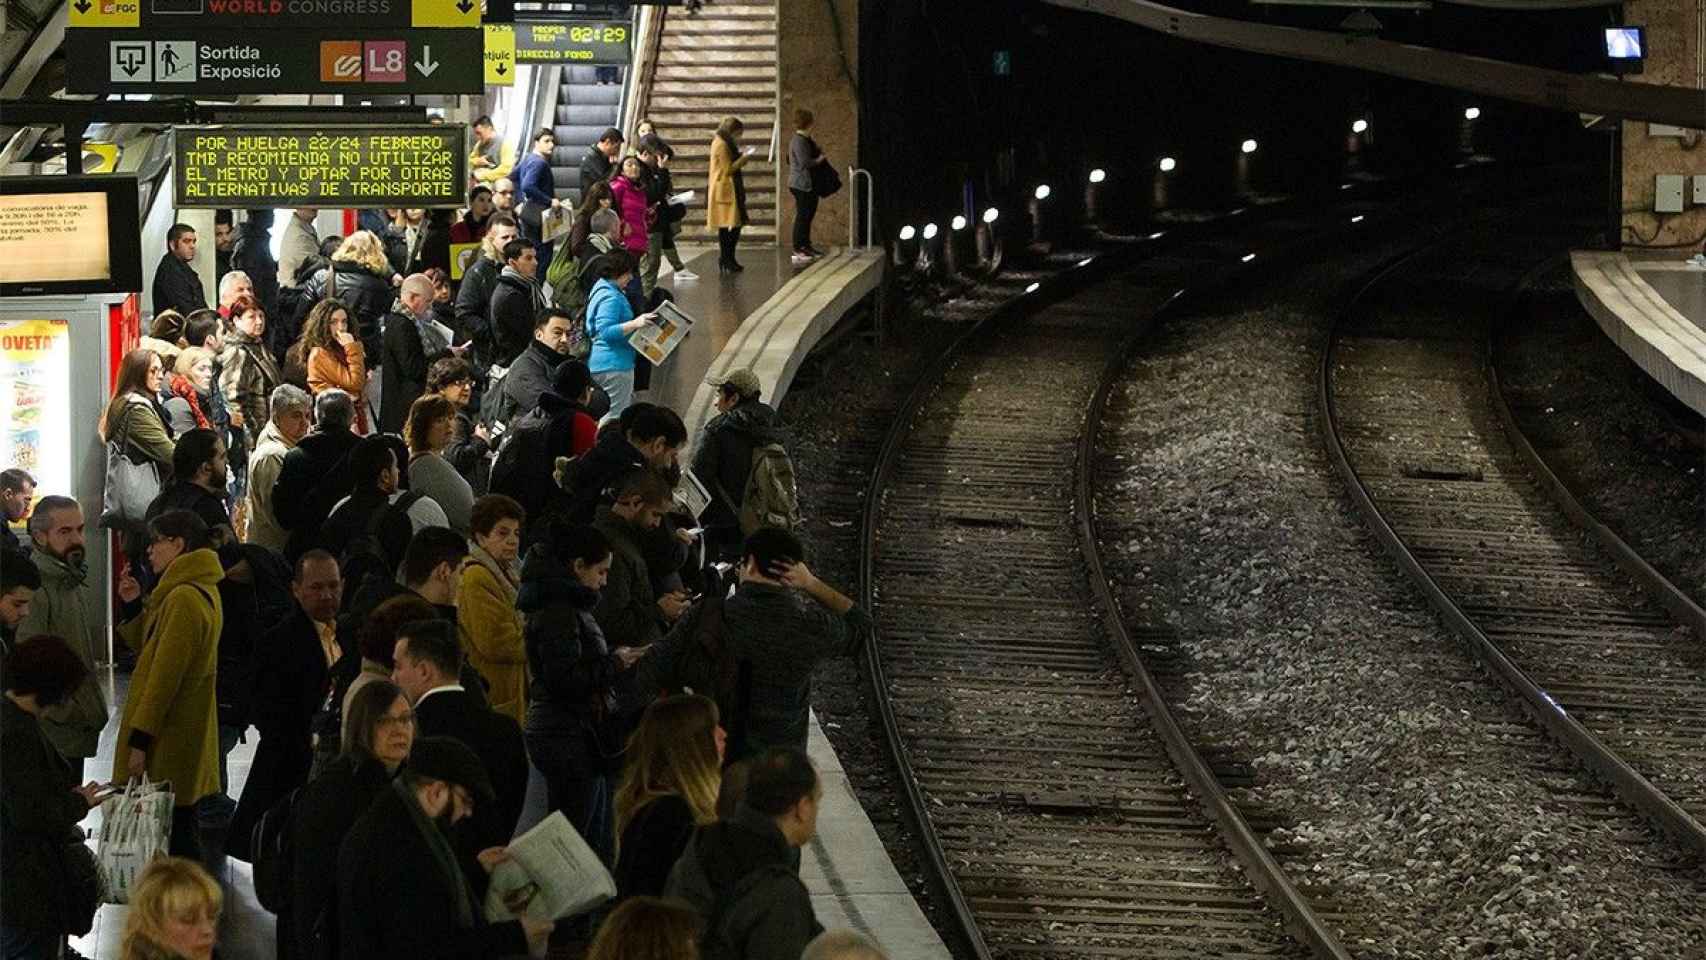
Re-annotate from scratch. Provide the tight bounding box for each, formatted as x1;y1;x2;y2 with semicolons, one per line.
1569;250;1706;417
72;238;941;959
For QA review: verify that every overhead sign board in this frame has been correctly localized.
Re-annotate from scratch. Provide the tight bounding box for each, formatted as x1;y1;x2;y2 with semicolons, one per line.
484;23;514;85
513;20;630;64
66;30;483;93
70;0;477;31
173;125;467;208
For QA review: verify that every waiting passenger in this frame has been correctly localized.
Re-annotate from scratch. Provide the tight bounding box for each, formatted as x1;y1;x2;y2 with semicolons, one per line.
454;214;519;374
692;368;790;559
218;295;283;453
492;307;576;428
406;395;474;535
708;117;755;275
451;185;496;246
458;494;528;726
585;252;661;423
17;496;110;777
295;231;397;364
580;127;625;198
490;239;548;371
426;357;489;488
381;273;447;435
144;428;235;550
278;208;321;294
803;930;892;960
584;896;700;960
120;857;223;960
0;469;31;555
243;384;312;554
216;269;254;320
104;348;177;487
291;300;370;432
153;223;208;318
272;389;361;563
613;694;724;900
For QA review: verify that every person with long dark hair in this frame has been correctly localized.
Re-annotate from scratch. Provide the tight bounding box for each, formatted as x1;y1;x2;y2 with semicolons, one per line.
104;348;177;481
289;300;370;433
707;116;754;274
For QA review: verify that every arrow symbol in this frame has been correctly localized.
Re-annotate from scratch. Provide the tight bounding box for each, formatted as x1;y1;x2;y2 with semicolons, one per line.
456;0;473;12
414;45;439;77
496;63;507;75
73;0;91;12
115;45;148;76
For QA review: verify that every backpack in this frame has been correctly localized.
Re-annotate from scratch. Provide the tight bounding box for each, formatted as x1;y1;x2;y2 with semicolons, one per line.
337;492;423;611
698;859;801;960
250;785;302;913
737;443;801;536
660;570;751;750
489;408;563;524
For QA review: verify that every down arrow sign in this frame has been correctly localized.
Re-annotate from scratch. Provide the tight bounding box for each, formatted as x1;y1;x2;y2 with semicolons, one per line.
414;45;440;77
73;0;91;12
496;63;507;75
456;0;473;12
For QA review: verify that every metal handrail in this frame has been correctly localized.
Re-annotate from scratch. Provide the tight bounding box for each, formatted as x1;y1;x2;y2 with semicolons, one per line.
848;167;873;249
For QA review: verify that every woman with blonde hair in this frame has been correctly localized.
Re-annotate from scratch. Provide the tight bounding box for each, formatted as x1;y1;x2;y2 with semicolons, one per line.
293;230;397;362
162;346;220;435
288;299;370;431
707;116;752;274
612;695;725;899
120;857;221;960
585;896;699;960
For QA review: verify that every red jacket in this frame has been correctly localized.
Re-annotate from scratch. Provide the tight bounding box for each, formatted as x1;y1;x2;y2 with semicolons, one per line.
609;175;650;254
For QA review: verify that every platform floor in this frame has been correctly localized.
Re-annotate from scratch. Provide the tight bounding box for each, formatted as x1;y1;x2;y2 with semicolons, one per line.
1570;251;1706;417
70;241;942;958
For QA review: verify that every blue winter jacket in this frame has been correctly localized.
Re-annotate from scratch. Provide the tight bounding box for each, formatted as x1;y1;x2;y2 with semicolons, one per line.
586;277;638;374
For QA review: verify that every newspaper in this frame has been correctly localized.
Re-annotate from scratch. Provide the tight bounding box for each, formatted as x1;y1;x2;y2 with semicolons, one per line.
676;469;711;521
482;812;615;923
627;299;695;366
540;207;572;245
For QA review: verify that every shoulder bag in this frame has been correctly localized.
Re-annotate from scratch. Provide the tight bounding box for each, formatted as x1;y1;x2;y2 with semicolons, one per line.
100;400;163;532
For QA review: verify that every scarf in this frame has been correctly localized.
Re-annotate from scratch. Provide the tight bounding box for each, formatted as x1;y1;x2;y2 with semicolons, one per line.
168;375;212;429
500;265;545;313
470;542;519;599
392;779;476;928
414;309;450;359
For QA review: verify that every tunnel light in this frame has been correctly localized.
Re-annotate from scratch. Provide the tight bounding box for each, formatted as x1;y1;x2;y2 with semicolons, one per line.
982;207;1000;224
951;215;968;231
1350;214;1365;223
1240;139;1259;155
922;223;939;240
1351;119;1369;135
899;225;916;241
1089;168;1107;184
1463;107;1481;120
1077;257;1094;267
1158;157;1177;172
1148;231;1165;240
1024;282;1041;294
1033;184;1051;200
1240;253;1256;263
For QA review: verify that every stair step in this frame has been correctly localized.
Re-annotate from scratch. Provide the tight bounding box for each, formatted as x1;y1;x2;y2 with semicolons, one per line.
658;47;775;63
651;81;775;97
664;35;775;49
654;63;776;80
668;23;775;35
649;96;775;110
645;110;777;128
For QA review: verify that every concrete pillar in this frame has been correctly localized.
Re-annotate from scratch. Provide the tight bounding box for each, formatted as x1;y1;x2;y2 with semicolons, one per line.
181;207;219;307
1619;0;1705;249
777;0;860;249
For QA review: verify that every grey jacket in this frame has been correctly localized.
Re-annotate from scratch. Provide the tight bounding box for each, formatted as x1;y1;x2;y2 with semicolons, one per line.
17;549;110;759
786;132;818;193
664;807;822;960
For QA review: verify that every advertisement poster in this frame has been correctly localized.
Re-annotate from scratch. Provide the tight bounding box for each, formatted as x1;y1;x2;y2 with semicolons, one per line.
0;319;72;510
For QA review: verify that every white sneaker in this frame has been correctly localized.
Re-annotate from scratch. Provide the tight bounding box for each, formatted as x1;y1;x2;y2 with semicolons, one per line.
672;268;700;280
791;252;813;265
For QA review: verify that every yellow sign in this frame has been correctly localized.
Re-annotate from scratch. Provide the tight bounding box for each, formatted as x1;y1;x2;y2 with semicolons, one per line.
69;0;140;28
450;242;481;281
81;142;120;174
412;0;479;29
484;24;515;86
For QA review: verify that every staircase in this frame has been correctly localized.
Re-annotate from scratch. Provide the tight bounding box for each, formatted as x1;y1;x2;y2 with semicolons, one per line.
550;65;625;206
643;1;779;243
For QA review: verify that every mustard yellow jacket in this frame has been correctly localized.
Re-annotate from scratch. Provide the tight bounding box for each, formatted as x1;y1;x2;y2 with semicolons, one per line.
113;548;224;806
458;545;528;726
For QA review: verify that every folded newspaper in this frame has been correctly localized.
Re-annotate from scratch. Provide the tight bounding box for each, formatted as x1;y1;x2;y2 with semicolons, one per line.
628;300;696;366
676;469;711;521
667;190;696;206
540;207;573;245
482;812;615;923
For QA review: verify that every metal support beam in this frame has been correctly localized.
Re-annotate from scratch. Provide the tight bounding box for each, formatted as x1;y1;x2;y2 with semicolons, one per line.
1043;0;1706;129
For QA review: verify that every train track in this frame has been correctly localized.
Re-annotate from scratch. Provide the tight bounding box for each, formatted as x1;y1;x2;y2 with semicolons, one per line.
1321;229;1706;859
854;207;1386;957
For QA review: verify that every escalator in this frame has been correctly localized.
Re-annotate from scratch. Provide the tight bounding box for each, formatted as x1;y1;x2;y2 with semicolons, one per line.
549;64;625;206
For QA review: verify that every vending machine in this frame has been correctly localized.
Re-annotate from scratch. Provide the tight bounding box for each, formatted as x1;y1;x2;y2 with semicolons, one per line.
1;174;146;663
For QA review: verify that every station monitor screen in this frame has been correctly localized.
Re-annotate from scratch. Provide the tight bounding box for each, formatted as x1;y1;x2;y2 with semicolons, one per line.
1604;27;1645;60
0;175;143;297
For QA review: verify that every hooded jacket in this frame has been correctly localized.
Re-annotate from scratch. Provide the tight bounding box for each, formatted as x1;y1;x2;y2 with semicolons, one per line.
17;548;109;759
518;543;613;738
664;806;822;960
691;398;788;534
113;547;225;805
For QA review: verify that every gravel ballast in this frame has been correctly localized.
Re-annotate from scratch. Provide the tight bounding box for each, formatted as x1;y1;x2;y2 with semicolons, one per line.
1094;222;1706;959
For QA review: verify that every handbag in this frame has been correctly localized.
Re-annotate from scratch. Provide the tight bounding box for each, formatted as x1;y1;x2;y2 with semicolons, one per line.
811;159;842;199
100;400;163;532
95;776;175;903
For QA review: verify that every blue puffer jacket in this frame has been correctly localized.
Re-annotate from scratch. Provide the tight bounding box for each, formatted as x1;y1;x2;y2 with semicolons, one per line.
586;277;637;374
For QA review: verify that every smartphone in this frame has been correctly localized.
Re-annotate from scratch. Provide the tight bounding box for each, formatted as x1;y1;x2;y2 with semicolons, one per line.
685;527;704;538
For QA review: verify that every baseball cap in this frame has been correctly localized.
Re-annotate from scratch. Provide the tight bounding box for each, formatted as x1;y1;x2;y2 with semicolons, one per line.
705;368;761;398
406;736;496;807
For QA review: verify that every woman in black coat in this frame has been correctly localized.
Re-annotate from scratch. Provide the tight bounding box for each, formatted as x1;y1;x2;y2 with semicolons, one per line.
288;679;414;960
0;636;102;955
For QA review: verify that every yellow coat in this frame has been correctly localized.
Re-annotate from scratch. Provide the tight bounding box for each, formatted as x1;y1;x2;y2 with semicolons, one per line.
113;548;224;806
706;135;751;231
458;546;528;726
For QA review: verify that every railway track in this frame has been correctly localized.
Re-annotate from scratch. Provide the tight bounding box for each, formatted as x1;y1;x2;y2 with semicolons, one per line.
1322;229;1706;859
854;207;1388;957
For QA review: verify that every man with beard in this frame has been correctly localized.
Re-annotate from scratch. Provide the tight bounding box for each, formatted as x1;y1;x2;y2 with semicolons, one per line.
16;497;109;777
145;428;236;551
338;736;553;959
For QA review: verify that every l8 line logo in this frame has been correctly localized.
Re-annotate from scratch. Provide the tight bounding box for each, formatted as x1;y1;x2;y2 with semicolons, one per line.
319;40;407;83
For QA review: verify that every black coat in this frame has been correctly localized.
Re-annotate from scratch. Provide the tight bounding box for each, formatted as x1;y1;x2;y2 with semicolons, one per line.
230;608;333;861
274;428;363;563
153;252;208;317
380;312;429;435
493;338;563;427
233;216;281;321
291;754;394;960
517;547;612;738
559;425;644;528
691;399;788;536
489;273;541;369
453;256;501;368
337;783;530;960
297;261;394;362
579;147;612;197
615;793;695;901
0;699;89;936
413;688;529;845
